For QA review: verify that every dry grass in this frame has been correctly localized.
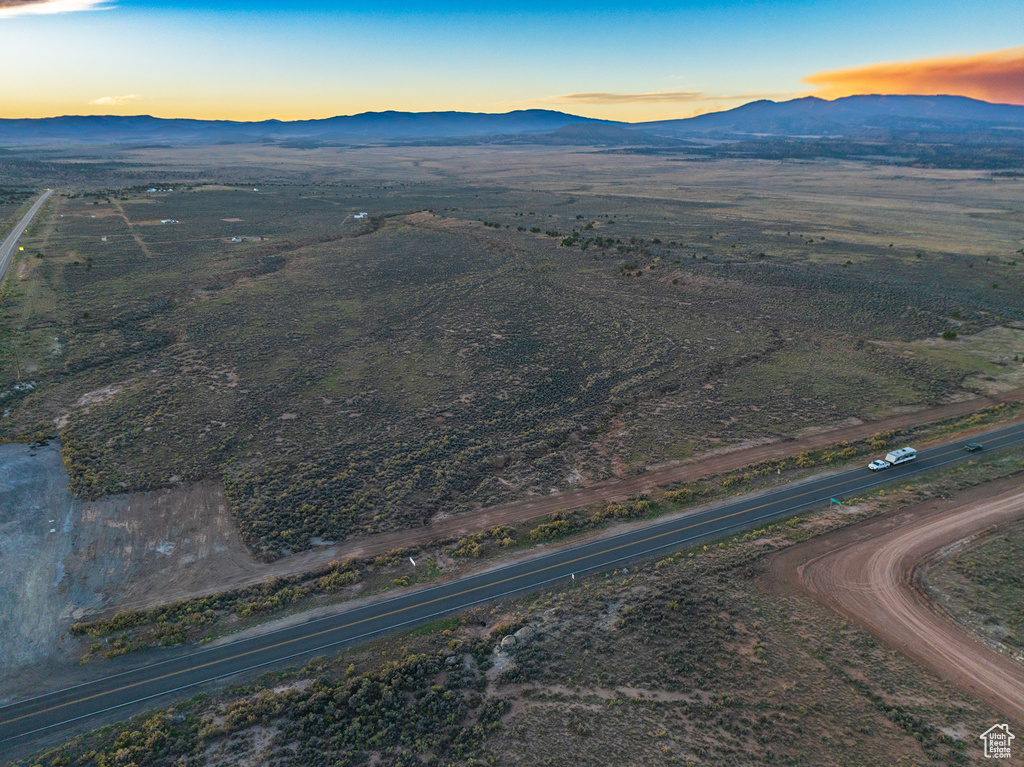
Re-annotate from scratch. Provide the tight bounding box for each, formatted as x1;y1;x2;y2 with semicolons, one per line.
1;149;1022;558
24;453;1024;767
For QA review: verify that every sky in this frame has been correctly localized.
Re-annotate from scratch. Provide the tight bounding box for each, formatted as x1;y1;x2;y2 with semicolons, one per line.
1;0;1023;121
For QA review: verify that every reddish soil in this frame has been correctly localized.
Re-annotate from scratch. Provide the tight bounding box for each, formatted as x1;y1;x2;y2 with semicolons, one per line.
17;389;1022;627
111;388;1024;611
765;476;1024;726
298;388;1024;564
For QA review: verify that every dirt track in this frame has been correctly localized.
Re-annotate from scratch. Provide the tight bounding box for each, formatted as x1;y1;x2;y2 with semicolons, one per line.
767;477;1024;726
281;387;1024;570
63;389;1024;612
2;387;1021;679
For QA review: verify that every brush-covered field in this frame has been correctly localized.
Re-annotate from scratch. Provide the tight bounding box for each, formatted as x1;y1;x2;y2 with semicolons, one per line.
925;518;1024;655
2;146;1023;555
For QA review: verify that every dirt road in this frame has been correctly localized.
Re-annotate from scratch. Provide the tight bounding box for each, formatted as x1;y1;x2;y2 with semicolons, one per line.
767;477;1024;726
273;388;1024;569
2;385;1021;677
79;388;1024;612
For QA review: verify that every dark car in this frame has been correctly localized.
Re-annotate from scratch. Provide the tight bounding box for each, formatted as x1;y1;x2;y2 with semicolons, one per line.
964;442;983;452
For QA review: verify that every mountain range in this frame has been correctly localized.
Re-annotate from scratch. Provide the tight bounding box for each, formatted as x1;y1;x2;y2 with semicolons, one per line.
637;95;1024;139
1;95;1023;148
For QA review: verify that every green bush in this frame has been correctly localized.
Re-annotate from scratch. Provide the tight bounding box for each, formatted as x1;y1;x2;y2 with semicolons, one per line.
527;519;572;541
665;488;694;505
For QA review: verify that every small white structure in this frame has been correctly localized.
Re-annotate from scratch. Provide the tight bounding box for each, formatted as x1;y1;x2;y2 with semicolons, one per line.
353;212;368;219
230;237;243;243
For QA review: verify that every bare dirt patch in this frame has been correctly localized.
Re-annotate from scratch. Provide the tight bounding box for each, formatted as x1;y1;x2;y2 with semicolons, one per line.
765;477;1024;726
283;391;1024;566
512;683;709;704
64;480;261;613
0;444;261;700
0;443;79;682
54;381;129;429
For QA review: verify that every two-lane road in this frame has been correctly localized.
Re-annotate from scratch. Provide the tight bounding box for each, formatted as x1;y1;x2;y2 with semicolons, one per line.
3;419;1024;750
0;189;52;286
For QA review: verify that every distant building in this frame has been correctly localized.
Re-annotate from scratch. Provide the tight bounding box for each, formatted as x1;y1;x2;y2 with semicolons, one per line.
353;212;368;219
230;237;243;243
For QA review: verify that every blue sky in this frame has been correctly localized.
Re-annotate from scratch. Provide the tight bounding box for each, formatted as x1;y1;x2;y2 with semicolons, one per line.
1;0;1022;120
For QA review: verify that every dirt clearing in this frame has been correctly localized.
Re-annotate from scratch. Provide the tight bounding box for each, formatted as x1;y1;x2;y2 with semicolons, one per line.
0;443;261;701
766;476;1024;726
0;443;78;679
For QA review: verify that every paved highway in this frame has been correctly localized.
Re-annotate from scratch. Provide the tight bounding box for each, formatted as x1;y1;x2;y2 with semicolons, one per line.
2;419;1023;749
0;189;52;286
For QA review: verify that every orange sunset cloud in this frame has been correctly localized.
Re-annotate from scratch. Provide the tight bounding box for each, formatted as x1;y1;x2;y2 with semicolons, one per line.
804;48;1024;105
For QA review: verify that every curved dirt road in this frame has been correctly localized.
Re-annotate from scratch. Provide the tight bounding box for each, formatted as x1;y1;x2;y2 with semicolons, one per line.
768;480;1024;725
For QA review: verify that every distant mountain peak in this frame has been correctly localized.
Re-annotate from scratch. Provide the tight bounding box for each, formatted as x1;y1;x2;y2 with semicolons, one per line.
636;94;1024;137
2;96;1023;147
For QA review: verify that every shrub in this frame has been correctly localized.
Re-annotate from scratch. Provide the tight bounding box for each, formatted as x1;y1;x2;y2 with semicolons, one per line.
665;488;694;505
590;498;652;524
526;519;572;541
868;432;890;450
318;559;361;592
795;451;816;468
453;536;484;558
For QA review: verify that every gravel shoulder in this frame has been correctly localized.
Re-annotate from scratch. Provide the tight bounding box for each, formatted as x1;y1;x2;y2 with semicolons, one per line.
765;476;1024;726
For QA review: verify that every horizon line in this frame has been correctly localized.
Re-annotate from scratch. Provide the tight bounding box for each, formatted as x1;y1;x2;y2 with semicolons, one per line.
3;93;1019;124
